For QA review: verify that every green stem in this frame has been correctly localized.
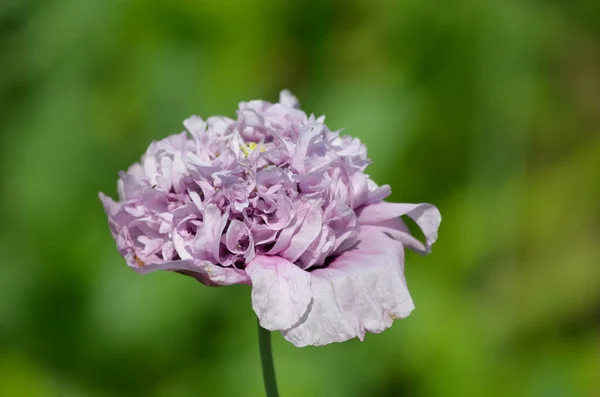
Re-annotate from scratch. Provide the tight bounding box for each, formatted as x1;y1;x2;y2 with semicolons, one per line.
258;322;279;397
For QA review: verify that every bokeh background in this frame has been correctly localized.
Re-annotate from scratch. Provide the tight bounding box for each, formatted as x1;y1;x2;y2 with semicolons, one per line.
1;0;599;396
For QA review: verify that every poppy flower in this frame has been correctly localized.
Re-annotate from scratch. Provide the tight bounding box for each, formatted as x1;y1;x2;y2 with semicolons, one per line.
100;90;441;347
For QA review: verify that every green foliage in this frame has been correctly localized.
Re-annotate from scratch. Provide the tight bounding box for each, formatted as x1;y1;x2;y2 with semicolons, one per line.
1;1;598;396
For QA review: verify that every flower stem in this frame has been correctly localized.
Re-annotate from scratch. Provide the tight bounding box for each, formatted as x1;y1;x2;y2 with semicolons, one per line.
258;322;279;397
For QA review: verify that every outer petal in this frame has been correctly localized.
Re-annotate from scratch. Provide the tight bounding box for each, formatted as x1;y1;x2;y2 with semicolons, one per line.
246;255;313;331
282;227;414;347
357;202;441;253
132;258;250;286
368;218;429;254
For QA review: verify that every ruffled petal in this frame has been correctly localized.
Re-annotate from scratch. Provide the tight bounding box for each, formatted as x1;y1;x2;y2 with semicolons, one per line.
225;219;250;254
193;204;227;262
281;227;414;347
280;205;322;263
132;258;250;286
279;89;299;108
368;218;428;254
357;202;441;253
246;255;313;331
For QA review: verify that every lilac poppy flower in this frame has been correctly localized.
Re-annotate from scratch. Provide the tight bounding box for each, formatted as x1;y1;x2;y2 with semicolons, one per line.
100;90;441;347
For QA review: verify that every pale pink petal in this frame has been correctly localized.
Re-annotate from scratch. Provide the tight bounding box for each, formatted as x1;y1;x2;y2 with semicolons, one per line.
280;205;322;263
282;227;414;347
133;258;250;286
246;255;312;331
279;89;299;108
265;209;306;255
369;218;428;254
193;204;227;262
357;202;441;252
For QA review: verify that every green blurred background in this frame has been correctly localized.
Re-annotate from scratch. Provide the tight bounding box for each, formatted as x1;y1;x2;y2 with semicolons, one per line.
1;0;599;396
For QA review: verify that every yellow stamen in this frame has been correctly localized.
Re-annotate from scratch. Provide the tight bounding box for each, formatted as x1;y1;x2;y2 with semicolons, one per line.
240;142;264;157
